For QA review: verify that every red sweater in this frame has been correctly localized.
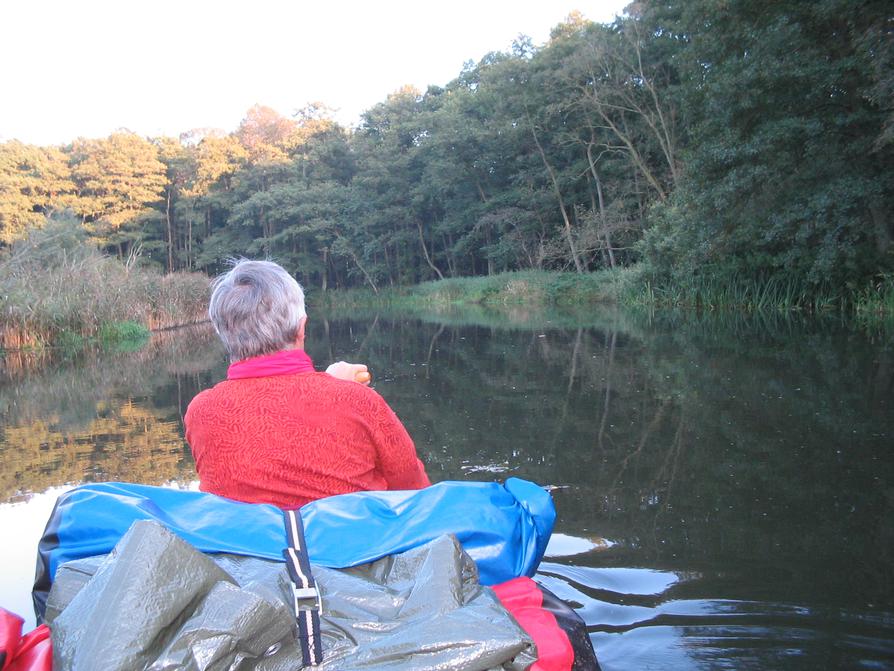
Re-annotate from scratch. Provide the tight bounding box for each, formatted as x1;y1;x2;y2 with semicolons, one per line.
184;372;430;508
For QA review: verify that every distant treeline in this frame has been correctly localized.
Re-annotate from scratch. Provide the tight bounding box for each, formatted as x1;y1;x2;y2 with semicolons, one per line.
1;0;891;306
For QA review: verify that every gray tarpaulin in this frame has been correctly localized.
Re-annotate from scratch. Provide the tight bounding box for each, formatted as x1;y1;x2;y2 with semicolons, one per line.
46;520;537;670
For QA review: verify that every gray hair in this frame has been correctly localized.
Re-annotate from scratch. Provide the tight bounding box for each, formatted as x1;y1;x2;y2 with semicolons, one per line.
208;259;307;362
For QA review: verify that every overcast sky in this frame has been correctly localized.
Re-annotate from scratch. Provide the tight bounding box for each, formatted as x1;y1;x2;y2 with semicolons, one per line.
0;0;629;145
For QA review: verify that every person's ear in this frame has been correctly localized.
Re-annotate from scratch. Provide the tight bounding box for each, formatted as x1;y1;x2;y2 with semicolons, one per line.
295;316;307;347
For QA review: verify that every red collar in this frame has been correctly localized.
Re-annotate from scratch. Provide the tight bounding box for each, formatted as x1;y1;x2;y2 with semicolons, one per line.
227;349;315;380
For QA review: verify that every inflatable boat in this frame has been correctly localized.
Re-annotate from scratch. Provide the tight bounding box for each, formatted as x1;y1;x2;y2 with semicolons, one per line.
4;479;600;670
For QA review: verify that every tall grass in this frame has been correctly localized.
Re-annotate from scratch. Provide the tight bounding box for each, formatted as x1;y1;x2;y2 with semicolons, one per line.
0;219;209;351
315;267;849;314
624;273;852;314
853;274;894;328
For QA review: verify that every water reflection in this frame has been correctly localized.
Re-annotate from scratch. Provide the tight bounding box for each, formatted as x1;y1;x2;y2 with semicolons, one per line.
0;326;225;501
539;560;894;670
0;305;892;669
544;533;616;557
0;487;74;630
2;401;188;501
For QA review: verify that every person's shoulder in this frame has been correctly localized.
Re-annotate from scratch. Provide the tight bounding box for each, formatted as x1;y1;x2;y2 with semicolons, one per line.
197;378;237;396
185;379;235;415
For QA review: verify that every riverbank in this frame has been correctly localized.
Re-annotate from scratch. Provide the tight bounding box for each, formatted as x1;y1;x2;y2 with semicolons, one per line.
0;223;209;353
3;253;890;355
313;268;640;309
313;267;894;324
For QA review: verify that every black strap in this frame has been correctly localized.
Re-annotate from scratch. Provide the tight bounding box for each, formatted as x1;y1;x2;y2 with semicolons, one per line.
282;508;323;666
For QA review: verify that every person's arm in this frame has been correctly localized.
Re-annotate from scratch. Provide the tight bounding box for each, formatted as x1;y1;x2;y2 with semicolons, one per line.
369;394;431;490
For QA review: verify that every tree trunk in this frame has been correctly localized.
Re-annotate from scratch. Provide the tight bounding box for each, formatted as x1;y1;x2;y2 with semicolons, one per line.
165;189;174;273
484;225;495;276
417;222;445;280
383;244;394;286
590;187;609;267
337;233;378;294
871;202;892;255
529;116;584;273
442;233;456;276
475;179;488;204
586;143;616;269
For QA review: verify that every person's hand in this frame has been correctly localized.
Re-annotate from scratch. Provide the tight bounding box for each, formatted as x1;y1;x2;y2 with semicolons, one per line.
325;361;372;385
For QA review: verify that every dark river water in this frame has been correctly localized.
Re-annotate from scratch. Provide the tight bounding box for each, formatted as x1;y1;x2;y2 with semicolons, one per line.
1;304;892;669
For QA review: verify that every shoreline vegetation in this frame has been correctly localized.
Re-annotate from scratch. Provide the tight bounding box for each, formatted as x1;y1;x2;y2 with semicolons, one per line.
1;5;891;350
0;219;208;354
2;247;892;358
314;267;894;323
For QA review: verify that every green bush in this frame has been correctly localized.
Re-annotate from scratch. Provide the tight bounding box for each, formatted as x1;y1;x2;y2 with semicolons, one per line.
53;330;86;354
97;320;150;344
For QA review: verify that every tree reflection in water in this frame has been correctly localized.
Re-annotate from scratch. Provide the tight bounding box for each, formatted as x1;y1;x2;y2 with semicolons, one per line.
0;325;224;501
1;306;892;668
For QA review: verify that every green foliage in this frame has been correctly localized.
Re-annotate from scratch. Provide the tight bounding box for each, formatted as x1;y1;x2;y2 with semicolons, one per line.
854;273;894;328
0;3;890;318
638;0;894;295
627;271;841;312
0;142;76;243
69;132;168;240
52;329;86;355
315;269;639;309
96;321;151;351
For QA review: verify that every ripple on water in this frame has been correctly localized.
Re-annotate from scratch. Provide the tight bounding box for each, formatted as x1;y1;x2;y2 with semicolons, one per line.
535;562;894;670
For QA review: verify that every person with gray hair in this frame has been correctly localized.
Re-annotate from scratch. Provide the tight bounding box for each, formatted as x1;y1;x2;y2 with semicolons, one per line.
208;259;309;363
185;259;430;508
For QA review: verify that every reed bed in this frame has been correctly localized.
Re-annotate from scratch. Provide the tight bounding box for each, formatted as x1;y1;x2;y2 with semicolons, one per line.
0;223;209;352
854;274;894;315
625;274;852;315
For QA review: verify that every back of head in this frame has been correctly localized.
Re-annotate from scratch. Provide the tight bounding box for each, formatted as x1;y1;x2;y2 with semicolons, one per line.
208;259;306;362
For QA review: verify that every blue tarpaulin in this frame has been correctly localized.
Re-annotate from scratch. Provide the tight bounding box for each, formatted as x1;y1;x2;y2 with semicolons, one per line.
33;479;555;619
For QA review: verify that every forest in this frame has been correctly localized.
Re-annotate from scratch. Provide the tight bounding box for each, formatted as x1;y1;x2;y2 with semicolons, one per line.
1;0;892;308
